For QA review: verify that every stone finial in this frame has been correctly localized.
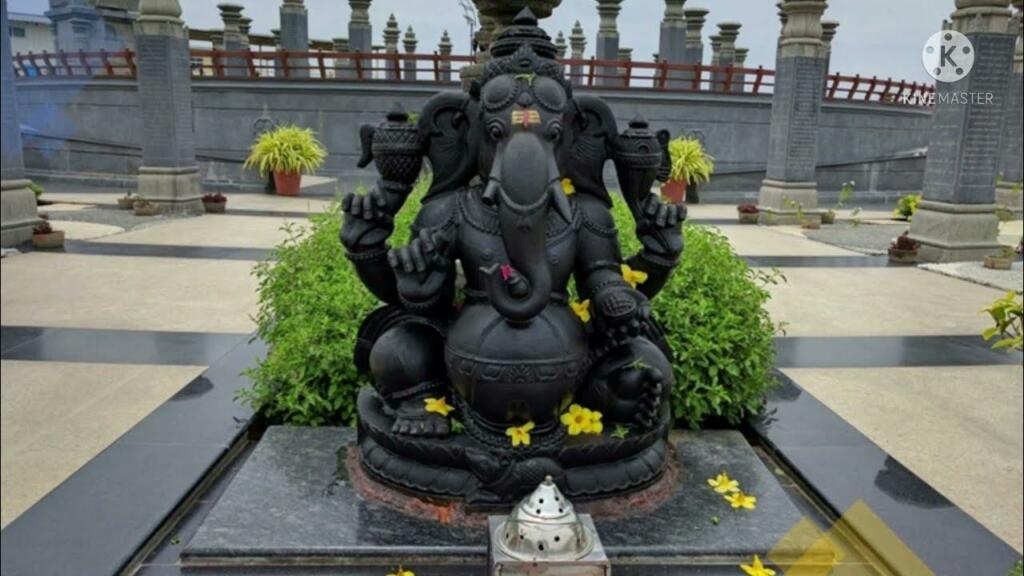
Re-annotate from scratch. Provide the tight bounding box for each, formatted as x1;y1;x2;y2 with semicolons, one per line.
821;19;839;46
778;0;828;58
596;0;623;34
684;7;708;44
618;47;632;60
349;0;371;24
138;0;183;23
333;36;349;51
383;13;400;51
709;33;722;63
734;46;748;65
239;16;252;36
717;21;741;49
555;31;567;58
271;28;281;43
218;3;243;33
403;25;417;53
663;0;685;23
438;29;452;55
570;19;587;55
951;0;1013;34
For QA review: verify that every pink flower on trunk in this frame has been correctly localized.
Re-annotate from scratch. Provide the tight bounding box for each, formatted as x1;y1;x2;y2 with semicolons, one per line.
500;264;515;281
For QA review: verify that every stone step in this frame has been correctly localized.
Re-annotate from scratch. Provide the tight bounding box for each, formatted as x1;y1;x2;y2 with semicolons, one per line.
298;175;339;197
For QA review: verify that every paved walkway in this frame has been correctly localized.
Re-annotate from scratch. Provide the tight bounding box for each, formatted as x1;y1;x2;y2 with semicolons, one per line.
2;184;1021;554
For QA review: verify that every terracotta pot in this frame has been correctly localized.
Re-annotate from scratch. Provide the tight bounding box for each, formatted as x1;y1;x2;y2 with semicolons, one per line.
660;179;686;203
117;197;135;210
133;202;159;216
737;211;759;224
273;171;302;196
888;247;918;265
203;200;227;214
984;255;1013;270
32;230;65;249
821;211;836;225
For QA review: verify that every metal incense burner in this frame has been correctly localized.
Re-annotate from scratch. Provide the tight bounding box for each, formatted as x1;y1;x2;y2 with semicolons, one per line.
489;476;610;575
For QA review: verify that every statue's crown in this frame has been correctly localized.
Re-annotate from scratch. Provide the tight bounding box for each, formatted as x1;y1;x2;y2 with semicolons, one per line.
490;8;557;60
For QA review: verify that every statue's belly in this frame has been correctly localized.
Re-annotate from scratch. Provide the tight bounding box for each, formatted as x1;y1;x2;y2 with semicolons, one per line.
445;303;588;428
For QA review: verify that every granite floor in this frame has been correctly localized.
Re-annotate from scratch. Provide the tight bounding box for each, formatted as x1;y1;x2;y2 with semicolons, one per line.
1;184;1021;574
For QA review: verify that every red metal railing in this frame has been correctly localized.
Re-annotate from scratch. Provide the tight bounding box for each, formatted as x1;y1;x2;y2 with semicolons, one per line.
12;49;136;78
188;49;476;82
12;48;935;107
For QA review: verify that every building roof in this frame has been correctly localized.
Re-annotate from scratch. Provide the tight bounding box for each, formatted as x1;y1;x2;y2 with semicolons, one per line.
8;12;52;26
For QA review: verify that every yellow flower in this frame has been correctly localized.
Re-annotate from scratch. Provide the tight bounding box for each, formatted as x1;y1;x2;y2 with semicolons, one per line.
583;409;603;434
561;404;590;435
707;472;740;494
506;421;535;447
386;567;415;576
620;264;648;288
724;491;758;510
423;397;454;417
570;299;591;323
561;177;576;196
739;555;775;576
560;404;603;435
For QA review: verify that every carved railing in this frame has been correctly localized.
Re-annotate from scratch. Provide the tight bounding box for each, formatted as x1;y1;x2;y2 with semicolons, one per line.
12;49;136;78
11;48;935;107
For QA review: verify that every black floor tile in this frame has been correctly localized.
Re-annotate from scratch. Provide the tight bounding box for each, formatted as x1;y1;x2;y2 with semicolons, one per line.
29;240;273;261
774;335;1024;368
0;326;248;366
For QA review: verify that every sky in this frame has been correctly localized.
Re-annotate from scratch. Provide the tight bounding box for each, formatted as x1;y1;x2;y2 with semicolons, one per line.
9;0;956;84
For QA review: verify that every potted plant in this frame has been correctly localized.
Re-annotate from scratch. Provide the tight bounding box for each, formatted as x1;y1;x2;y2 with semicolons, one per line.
984;246;1016;270
244;125;327;197
31;215;65;249
133;197;159;216
784;197;820;229
202;192;228;213
823;180;856;225
117;192;136;210
737;203;759;224
663;136;714;204
888;231;919;264
893;193;921;221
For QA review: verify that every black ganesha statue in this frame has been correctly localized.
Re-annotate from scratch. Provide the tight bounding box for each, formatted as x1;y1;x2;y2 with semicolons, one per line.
340;9;685;505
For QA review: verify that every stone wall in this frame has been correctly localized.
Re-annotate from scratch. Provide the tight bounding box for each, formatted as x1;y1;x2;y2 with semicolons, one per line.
16;78;933;201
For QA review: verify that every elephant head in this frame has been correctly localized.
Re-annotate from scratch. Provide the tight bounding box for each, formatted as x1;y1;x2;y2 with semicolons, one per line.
471;41;573;323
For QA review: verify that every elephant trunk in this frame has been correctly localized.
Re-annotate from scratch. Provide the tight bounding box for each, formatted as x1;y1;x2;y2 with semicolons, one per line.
482;132;566;322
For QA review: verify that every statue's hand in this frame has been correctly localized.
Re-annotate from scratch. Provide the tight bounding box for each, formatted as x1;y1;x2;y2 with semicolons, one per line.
340;188;395;251
635;194;685;258
388;228;451;307
592;287;664;347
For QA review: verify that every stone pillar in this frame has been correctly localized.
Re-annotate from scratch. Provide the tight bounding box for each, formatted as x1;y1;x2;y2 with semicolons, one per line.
617;46;632;84
996;0;1023;211
280;0;309;77
238;16;252;50
438;30;453;81
716;22;741;91
217;3;245;77
570;19;586;85
47;0;138;53
821;19;838;76
681;7;706;87
555;31;567;58
383;13;400;79
595;0;622;85
659;0;687;86
734;47;748;92
348;0;372;55
2;0;39;247
402;25;417;81
757;0;829;224
333;37;351;78
133;0;201;214
708;34;721;90
909;0;1017;261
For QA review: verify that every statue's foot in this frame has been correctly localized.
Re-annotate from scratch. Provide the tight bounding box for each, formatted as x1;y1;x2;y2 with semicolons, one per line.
390;395;451;437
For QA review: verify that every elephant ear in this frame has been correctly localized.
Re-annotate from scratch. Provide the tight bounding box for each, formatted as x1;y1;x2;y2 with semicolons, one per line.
559;94;619;206
417;91;479;200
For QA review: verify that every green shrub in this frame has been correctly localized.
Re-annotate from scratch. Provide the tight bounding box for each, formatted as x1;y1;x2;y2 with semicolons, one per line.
239;181;422;425
609;197;781;428
243;184;779;429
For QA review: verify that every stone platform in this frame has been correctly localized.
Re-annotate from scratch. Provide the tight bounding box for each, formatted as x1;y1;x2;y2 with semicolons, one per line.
182;426;825;574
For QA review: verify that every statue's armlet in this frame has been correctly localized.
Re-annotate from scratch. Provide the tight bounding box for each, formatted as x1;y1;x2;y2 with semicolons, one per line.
574;195;624;287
